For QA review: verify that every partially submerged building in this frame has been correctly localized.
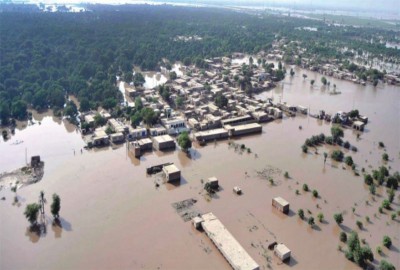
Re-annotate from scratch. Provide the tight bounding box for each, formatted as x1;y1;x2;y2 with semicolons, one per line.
194;128;229;142
272;197;289;214
163;164;181;182
152;135;176;151
199;213;260;270
352;120;365;131
274;243;291;261
225;123;262;137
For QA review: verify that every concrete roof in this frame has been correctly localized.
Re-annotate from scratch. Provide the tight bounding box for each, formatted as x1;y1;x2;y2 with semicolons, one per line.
153;134;174;143
275;244;291;256
201;212;259;270
163;164;180;174
273;197;289;207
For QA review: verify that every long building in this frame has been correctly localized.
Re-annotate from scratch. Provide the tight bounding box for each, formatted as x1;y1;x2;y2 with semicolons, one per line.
201;213;259;270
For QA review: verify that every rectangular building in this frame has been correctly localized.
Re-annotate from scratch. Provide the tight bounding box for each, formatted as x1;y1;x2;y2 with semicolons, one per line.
274;244;291;261
201;213;259;270
152;135;176;151
194;129;229;142
272;197;289;214
163;164;181;182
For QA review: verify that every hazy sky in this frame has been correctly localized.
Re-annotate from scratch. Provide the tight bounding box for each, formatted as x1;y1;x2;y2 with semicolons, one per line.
15;0;400;14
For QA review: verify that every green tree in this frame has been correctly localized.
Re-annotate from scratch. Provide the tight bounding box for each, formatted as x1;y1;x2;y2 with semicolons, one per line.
50;193;61;219
317;213;324;222
331;126;344;143
334;213;343;225
176;96;184;108
321;76;327;85
141;107;158;126
379;260;395;270
340;232;347;242
135;97;143;111
383;236;392;248
344;156;354;166
214;93;228;108
24;203;41;225
331;150;344;162
310;79;315;86
79;98;91;112
298;209;304;219
308;216;315;226
130;111;142;127
11;100;28;120
133;72;145;87
382;153;389;161
364;174;373;185
169;71;177;80
177;131;192;151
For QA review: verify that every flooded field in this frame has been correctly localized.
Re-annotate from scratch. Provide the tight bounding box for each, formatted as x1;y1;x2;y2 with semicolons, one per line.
1;66;399;270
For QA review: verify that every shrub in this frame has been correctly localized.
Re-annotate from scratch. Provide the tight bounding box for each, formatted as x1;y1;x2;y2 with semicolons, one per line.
376;246;382;255
382;153;389;161
383;236;392;248
340;232;347;242
356;220;363;229
334;213;343;224
308;217;315;226
382;199;390;210
301;144;308;153
312;190;318;198
344;156;354;166
325;136;334;145
378;141;385;148
343;141;350;149
351;146;358;152
317;213;324;222
284;171;289;178
331;150;344;162
302;184;309;192
364;174;373;185
298;209;305;219
380;260;395;270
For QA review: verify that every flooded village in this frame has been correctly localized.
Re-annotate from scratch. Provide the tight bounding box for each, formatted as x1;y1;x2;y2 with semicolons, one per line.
1;45;399;270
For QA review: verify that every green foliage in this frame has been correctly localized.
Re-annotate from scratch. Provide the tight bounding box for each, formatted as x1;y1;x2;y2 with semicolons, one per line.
298;209;304;219
133;73;145;87
177;131;192;151
364;174;373;185
340;232;347;242
369;184;376;195
310;79;315;85
141;107;158;126
330;126;344;143
284;171;289;178
317;213;324;222
382;199;390;210
382;153;389;161
79;98;91;112
308;216;315;226
387;188;395;203
63;101;78;121
94;113;107;127
378;141;385;148
105;126;114;135
344;156;354;166
50;193;61;219
301;144;308;153
135;97;143;111
24;203;40;225
302;184;309;192
379;260;395;270
130;111;142;127
334;213;343;224
331;150;344;162
312;190;318;198
321;76;327;85
169;71;177;80
214;92;228;108
348;110;359;118
11;100;28;120
386;174;399;190
382;236;392;248
356;220;363;229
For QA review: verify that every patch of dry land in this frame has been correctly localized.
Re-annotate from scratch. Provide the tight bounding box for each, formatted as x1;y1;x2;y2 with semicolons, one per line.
1;67;399;270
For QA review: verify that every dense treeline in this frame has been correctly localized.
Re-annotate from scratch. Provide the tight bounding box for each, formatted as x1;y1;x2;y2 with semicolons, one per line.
0;5;399;125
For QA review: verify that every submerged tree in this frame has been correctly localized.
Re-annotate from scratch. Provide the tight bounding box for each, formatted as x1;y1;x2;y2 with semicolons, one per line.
177;131;192;152
24;203;41;225
51;193;61;219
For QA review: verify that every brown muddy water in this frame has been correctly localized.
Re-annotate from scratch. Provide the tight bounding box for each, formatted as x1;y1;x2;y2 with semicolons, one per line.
1;67;399;270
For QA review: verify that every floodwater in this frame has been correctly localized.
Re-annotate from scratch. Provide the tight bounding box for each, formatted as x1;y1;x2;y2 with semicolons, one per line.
143;72;168;89
1;66;399;270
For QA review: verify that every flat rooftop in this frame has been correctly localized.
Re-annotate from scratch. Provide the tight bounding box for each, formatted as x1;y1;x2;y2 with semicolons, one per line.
201;212;259;270
273;197;289;207
163;164;180;174
153;134;174;143
195;128;228;137
232;123;262;131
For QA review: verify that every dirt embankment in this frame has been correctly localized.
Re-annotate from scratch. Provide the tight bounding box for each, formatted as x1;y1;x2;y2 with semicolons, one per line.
0;162;44;191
